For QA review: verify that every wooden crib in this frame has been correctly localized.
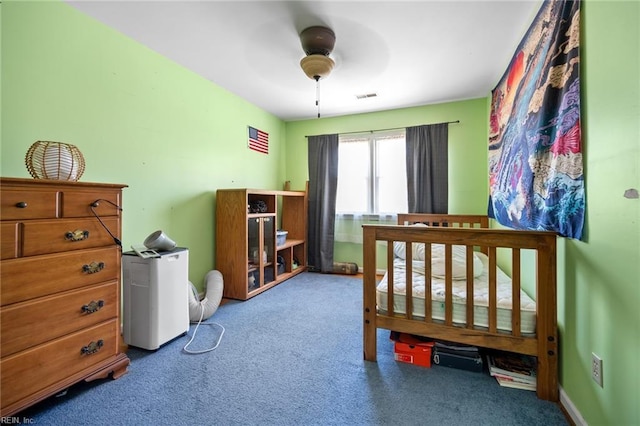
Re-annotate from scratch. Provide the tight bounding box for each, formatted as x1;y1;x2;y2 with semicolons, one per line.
362;214;558;401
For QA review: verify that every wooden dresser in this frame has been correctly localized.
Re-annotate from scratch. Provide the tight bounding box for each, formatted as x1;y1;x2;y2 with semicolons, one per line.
0;177;130;416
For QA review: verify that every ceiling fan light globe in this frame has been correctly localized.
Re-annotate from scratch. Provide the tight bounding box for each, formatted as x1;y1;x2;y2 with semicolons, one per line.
300;54;335;80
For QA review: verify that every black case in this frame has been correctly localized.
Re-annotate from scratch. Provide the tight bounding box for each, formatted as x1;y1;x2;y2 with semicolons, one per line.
432;349;484;373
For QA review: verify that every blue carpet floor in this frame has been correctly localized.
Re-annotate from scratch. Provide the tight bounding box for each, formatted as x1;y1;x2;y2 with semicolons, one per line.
19;272;567;425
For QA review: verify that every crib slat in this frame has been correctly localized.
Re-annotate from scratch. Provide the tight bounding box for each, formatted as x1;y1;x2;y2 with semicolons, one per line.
444;243;453;326
488;247;497;333
465;245;475;330
511;249;522;337
424;243;433;323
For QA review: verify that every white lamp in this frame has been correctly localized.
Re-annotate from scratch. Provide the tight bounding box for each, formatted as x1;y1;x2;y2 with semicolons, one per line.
25;141;85;181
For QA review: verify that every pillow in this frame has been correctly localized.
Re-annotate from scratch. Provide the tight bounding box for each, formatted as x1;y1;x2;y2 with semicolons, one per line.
392;224;428;261
393;224;483;279
431;244;484;279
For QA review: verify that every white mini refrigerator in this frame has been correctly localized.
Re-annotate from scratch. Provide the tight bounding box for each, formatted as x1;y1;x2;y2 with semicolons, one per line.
123;248;190;350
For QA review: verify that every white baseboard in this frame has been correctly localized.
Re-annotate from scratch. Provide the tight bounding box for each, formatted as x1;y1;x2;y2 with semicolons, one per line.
560;386;586;426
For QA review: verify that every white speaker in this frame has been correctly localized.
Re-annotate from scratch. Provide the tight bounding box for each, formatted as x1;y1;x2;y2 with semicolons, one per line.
144;230;177;251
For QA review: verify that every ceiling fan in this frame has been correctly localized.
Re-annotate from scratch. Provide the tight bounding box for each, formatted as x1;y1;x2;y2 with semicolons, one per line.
298;25;336;117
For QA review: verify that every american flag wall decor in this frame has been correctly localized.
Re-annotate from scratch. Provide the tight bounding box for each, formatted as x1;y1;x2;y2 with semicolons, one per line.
248;126;269;154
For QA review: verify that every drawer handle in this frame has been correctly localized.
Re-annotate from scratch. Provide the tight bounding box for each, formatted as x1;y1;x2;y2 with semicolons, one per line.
81;339;104;355
82;261;105;274
15;201;28;208
81;300;105;314
66;230;90;241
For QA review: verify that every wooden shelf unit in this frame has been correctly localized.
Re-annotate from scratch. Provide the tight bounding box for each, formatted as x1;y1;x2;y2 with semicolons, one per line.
215;188;307;300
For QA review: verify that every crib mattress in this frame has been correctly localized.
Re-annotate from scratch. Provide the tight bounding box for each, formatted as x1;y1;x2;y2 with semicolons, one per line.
376;252;537;335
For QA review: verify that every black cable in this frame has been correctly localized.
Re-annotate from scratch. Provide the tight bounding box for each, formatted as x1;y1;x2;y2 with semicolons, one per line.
90;199;123;248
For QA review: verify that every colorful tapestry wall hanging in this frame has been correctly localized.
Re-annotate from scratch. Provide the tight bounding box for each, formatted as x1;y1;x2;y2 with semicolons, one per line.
488;0;584;239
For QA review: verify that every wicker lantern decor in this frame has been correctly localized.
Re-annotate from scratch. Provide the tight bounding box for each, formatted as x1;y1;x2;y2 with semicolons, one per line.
25;141;86;181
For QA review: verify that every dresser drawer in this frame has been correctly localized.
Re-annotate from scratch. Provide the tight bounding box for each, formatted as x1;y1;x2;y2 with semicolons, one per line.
1;247;120;306
1;222;19;260
0;320;118;409
62;190;121;218
22;217;119;257
0;189;59;220
1;281;119;357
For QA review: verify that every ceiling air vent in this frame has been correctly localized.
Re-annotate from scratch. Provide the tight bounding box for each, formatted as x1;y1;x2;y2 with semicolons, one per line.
356;93;377;99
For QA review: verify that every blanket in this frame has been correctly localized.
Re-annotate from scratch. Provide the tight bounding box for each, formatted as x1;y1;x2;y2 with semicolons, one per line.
488;0;584;239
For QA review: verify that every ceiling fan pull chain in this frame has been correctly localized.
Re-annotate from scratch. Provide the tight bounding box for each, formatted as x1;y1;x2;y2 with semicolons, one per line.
315;76;321;118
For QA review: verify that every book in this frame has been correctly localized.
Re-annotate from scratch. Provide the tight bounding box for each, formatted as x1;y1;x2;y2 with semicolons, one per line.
492;371;535;386
494;375;536;391
487;352;537;382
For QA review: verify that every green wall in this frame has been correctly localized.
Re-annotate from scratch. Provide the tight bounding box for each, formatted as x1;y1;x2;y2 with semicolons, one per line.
1;1;287;288
285;98;489;266
561;1;639;424
2;1;639;424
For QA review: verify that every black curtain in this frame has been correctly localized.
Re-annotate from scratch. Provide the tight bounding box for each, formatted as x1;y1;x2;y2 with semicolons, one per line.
307;134;339;272
406;123;449;213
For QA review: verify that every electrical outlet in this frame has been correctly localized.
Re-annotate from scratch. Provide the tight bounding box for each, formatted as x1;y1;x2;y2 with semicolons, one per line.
592;353;603;387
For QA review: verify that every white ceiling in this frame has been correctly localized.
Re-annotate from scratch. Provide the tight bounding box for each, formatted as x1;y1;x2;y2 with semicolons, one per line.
65;0;542;121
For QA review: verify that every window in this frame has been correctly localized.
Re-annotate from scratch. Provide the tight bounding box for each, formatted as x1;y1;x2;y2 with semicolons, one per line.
335;130;407;215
